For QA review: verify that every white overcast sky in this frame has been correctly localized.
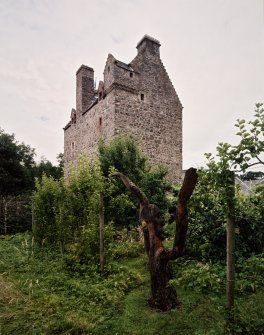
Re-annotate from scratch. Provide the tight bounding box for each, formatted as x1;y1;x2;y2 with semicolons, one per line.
0;0;263;169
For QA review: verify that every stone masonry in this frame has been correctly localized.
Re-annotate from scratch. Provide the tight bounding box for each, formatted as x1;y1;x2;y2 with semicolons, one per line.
64;35;183;181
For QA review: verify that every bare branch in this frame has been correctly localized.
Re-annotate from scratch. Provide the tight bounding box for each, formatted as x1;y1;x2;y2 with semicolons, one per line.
256;155;264;165
233;161;264;172
112;172;149;206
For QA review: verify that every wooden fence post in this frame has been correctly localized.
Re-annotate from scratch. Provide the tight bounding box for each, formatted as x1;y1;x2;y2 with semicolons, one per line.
99;192;105;273
226;170;235;310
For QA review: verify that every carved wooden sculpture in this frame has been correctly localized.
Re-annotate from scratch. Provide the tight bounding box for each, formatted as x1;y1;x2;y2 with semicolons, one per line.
113;168;198;311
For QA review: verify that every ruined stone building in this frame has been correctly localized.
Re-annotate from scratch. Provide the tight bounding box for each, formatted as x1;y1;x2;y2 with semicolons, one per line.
64;35;183;180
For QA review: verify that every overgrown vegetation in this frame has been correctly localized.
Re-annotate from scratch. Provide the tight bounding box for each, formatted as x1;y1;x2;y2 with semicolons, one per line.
1;108;264;334
186;169;264;260
0;128;63;235
32;156;105;261
98;136;170;227
1;233;263;334
0;233;144;334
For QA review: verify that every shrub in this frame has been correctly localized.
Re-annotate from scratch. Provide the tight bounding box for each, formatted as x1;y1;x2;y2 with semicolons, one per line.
98;136;171;227
171;254;264;295
186;169;264;260
32;157;107;263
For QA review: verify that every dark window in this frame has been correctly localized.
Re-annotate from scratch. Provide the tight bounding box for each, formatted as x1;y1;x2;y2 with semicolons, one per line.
108;66;110;72
130;72;133;78
141;93;145;101
99;92;102;100
99;117;102;126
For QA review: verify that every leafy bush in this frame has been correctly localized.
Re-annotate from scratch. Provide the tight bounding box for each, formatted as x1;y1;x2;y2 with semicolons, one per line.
32;157;108;264
236;254;264;293
32;175;66;246
172;254;264;295
235;185;264;256
0;193;32;235
186;169;264;260
32;155;145;274
225;308;264;335
108;227;144;260
98;136;171;227
171;258;225;294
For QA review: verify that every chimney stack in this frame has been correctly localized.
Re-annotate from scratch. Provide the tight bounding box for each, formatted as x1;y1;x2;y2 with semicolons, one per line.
136;35;161;57
76;65;94;115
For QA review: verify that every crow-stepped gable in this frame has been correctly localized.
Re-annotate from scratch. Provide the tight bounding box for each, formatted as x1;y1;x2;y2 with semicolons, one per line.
64;35;183;180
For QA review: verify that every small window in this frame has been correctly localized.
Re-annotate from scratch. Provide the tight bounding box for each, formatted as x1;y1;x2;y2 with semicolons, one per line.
99;117;102;126
130;72;133;78
108;66;110;72
71;142;75;150
99;92;102;100
140;93;145;101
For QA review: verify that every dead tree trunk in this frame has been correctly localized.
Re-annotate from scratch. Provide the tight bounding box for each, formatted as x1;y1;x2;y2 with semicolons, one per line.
113;168;198;311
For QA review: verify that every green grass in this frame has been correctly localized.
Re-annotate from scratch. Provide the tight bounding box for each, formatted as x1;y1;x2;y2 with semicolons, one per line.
1;233;264;335
94;285;226;335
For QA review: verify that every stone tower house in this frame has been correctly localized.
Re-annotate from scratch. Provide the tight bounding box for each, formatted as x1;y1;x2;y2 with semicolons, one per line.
64;35;183;180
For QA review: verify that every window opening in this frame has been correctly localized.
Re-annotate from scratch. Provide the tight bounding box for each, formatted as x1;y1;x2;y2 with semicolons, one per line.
99;117;102;126
141;93;145;101
130;72;133;78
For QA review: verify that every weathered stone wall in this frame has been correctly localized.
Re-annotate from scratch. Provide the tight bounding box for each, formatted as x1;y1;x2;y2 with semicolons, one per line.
64;91;116;177
113;75;182;181
112;36;182;180
64;35;183;181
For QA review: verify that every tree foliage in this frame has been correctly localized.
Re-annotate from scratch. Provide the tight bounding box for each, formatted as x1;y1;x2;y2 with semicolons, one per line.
184;105;263;262
98;136;170;227
32;156;114;266
0;128;63;235
34;154;64;181
0;128;35;195
187;169;264;260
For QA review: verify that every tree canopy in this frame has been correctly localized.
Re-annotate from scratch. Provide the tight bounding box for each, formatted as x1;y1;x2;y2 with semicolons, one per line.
98;136;170;227
0;128;64;196
0;128;35;195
